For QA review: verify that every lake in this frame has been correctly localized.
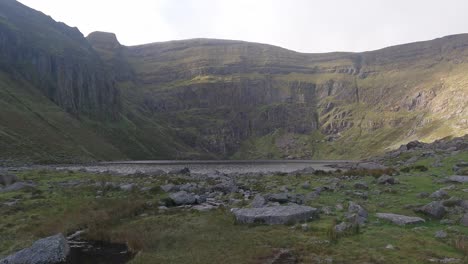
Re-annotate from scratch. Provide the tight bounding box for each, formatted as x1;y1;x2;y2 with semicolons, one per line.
59;160;354;175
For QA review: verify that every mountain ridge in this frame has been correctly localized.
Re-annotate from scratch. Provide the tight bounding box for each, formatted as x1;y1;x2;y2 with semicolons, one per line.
0;0;467;163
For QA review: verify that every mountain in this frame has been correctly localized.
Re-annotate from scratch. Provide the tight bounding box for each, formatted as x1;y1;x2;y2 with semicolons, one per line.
0;0;467;163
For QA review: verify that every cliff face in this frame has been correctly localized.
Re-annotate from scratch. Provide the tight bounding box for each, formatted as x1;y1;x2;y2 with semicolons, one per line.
0;0;467;162
0;0;120;119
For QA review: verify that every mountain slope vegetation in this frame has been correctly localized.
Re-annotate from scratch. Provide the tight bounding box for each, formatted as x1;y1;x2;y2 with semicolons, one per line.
0;0;467;163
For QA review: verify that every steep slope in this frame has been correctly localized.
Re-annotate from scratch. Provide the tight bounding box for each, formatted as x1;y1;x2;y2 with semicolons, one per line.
87;34;467;159
0;0;466;162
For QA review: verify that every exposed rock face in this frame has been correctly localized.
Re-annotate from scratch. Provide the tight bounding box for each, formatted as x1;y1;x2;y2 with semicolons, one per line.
232;205;319;225
0;1;120;119
0;234;69;264
376;213;425;226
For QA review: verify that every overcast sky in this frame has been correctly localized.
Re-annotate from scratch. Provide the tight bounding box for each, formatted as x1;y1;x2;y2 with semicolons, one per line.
17;0;468;53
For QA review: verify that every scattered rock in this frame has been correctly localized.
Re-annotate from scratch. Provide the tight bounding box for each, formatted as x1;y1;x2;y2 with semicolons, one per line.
192;204;216;212
355;162;387;170
446;175;468;183
119;183;135;191
435;230;447;238
301;181;311;189
232;205;319;225
251;195;267;208
354;182;369;190
417;192;430;198
430;189;449;200
377;175;398;185
385;244;395;250
376;213;425;226
415;201;447;219
427;257;461;263
168;167;190;175
346;202;368;225
0;172;18;186
0;234;69;264
169;191;197;205
267;193;290;204
0;182;36;193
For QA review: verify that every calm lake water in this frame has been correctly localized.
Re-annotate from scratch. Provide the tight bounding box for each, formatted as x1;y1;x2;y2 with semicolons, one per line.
60;160;353;175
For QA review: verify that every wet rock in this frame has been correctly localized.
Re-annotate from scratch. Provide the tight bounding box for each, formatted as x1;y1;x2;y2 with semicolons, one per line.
435;230;447;238
430;189;449;200
377;175;398;185
169;191;197;205
232;205;319;225
0;234;69;264
376;213;425;226
415;201;447;219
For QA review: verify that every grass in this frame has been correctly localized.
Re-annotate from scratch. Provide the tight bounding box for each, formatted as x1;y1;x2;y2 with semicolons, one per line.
1;149;467;263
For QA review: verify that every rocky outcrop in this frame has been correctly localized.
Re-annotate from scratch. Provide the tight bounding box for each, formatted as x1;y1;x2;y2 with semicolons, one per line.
0;234;69;264
232;205;319;225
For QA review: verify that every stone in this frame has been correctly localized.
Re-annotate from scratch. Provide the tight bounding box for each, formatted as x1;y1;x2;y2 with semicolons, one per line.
460;213;468;226
416;201;447;219
346;201;368;225
334;222;353;233
161;184;177;192
267;193;290;204
0;234;69;264
376;213;425;226
0;182;36;193
446;175;468;183
377;175;398;185
355;162;387;170
168;167;190;175
417;192;430;198
354;181;369;190
212;181;238;194
119;183;135;191
430;190;449;200
301;181;311;189
435;230;447;238
169;191;197;205
192;204;216;212
385;244;395;250
232;205;319;225
0;172;18;186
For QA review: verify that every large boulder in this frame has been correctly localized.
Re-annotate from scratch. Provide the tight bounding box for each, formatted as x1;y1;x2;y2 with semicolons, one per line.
446;175;468;183
0;172;18;186
232;205;319;225
0;234;69;264
376;213;425;226
415;201;447;219
169;191;197;205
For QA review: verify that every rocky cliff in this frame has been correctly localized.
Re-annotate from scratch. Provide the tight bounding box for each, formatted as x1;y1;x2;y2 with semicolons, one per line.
0;0;466;162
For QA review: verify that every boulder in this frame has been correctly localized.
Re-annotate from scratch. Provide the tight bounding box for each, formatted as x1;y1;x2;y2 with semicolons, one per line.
430;190;449;200
119;183;135;191
376;213;425;226
0;172;18;186
446;175;468;183
334;222;353;233
161;184;177;193
232;205;319;225
169;191;197;205
434;230;448;238
416;201;447;219
212;181;238;194
301;181;311;189
377;175;398;185
354;182;369;190
346;202;368;225
168;167;190;175
0;234;69;264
